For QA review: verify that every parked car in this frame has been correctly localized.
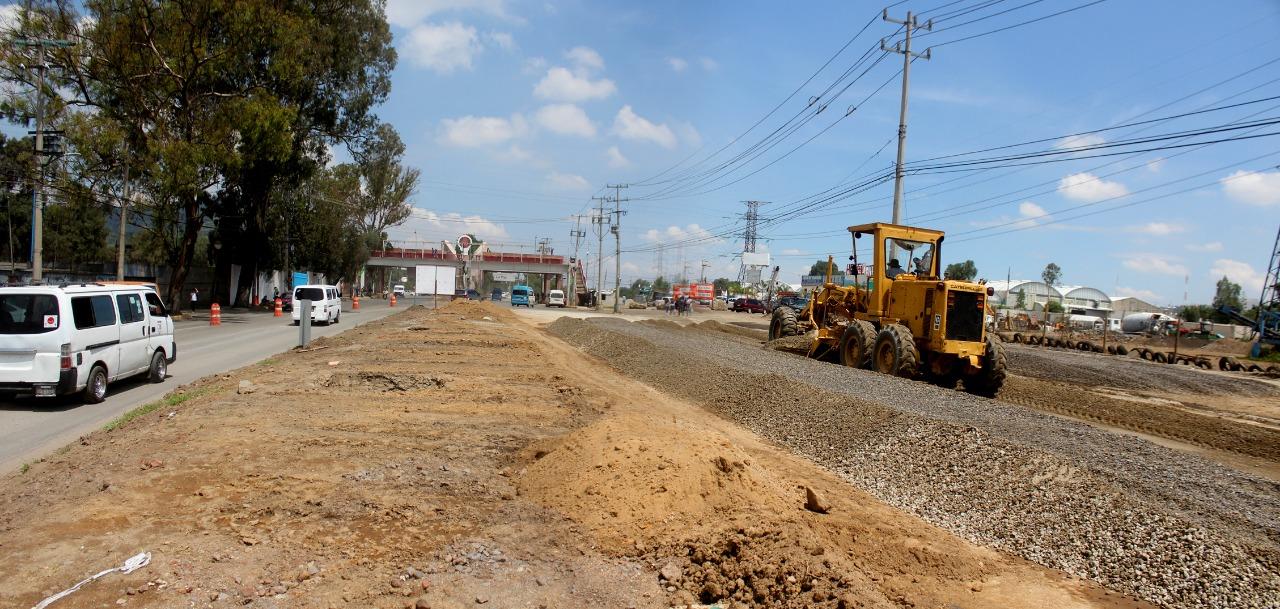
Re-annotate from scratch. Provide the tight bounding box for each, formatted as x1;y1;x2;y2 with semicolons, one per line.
510;285;534;307
773;296;809;311
291;284;342;326
547;289;566;307
732;298;767;313
490;288;502;301
0;283;176;403
392;284;406;298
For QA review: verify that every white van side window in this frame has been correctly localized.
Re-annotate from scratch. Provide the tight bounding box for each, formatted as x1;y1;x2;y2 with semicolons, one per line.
144;292;168;317
71;295;117;329
116;293;144;323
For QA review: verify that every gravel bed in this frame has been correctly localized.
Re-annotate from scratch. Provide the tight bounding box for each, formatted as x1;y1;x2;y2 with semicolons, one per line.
547;317;1280;609
1005;343;1280;396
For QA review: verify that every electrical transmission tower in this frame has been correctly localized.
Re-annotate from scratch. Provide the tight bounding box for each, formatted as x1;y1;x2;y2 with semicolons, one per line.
738;200;762;283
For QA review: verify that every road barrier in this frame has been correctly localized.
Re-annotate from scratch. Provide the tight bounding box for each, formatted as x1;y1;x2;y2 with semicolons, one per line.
353;295;360;310
274;298;282;317
390;294;397;307
210;303;221;326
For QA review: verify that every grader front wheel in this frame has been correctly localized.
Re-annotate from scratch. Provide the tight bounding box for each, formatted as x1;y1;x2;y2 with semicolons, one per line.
769;306;800;340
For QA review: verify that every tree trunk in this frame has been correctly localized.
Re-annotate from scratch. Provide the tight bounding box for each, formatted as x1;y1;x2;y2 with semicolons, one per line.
165;198;203;308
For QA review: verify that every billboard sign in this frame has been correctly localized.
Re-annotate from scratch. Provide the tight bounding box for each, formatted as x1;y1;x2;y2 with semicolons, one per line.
741;252;770;267
491;272;518;282
414;265;458;295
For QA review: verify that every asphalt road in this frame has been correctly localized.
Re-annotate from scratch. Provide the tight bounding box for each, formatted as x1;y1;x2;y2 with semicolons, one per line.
0;299;404;474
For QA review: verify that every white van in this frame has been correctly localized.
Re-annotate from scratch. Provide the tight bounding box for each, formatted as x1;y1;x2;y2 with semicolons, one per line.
546;289;566;308
291;284;342;325
0;284;176;403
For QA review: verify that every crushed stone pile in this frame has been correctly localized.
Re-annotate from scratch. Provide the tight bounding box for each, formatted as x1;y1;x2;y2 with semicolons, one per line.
547;316;1280;609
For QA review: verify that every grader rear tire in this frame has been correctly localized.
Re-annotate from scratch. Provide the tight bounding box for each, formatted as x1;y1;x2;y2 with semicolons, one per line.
769;306;799;341
872;324;919;378
839;320;876;369
965;335;1008;398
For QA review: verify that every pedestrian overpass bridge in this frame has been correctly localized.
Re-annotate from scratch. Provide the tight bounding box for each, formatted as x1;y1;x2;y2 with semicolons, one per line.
366;248;571;278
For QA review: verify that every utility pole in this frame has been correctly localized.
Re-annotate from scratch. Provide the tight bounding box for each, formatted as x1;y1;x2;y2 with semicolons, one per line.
568;215;586;307
700;259;709;283
16;37;74;283
881;9;931;225
591;195;610;310
608;183;629;314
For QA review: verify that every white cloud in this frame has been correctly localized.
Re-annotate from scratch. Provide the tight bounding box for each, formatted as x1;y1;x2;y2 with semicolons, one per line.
1220;169;1280;207
1016;201;1048;228
402;22;482;73
1210;259;1264;295
1055;133;1105;150
1146;158;1165;173
396;208;510;242
385;0;515;29
641;224;723;244
667;57;688;72
547;172;590;191
606;146;630;168
486;31;515;50
675;122;702;149
533;66;616;102
565;46;605;71
522;56;548;74
699;57;718;71
1114;287;1161;302
781;248;805;256
437;114;527;147
612;105;677;149
1121;253;1188;276
0;5;20;33
1186;241;1223;253
1058;172;1130;202
534;104;596;137
495;144;533;163
1132;222;1184;236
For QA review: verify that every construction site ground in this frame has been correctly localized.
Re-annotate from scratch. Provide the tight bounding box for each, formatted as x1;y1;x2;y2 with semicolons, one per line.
0;301;1273;609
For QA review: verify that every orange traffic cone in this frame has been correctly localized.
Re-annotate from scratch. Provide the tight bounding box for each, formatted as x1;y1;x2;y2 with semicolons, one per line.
353;295;360;310
210;303;221;326
274;298;282;317
390;294;397;307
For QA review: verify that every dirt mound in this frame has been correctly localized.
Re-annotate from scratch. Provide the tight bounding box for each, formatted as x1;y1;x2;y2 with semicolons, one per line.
323;371;447;391
638;318;685;330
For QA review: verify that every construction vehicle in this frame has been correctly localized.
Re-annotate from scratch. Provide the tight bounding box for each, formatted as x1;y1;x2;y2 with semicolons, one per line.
769;222;1007;397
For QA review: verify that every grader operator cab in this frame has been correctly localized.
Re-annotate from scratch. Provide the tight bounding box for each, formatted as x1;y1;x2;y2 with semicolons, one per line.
769;222;1007;397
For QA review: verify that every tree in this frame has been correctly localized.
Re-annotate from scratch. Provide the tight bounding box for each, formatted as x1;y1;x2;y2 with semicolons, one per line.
944;260;978;281
1045;300;1064;313
357;123;419;236
1014;290;1026;310
1212;276;1244;312
1041;262;1062;286
652;275;670;295
809;259;844;277
43;182;110;271
5;0;397;305
627;278;651;299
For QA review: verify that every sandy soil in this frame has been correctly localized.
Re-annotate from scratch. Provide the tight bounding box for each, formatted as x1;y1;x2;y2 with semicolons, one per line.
0;302;1148;609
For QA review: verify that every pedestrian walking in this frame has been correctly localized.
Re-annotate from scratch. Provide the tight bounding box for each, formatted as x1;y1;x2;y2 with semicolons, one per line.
189;288;199;313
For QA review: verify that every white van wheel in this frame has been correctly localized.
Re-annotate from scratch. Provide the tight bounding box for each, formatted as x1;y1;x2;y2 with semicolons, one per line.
148;351;167;383
83;365;108;404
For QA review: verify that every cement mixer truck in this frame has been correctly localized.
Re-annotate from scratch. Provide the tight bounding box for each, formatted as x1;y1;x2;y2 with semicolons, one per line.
1121;312;1175;334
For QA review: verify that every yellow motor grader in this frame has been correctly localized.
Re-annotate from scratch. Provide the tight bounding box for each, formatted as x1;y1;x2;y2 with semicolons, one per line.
769;222;1006;397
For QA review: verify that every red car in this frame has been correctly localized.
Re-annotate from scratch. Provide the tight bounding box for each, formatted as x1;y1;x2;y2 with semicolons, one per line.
732;298;767;313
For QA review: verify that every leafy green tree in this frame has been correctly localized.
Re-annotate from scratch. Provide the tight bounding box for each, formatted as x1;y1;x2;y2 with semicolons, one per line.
652;275;670;295
628;278;651;298
944;260;978;281
808;259;844;277
1041;262;1061;286
357;124;419;236
1045;300;1064;313
43;182;110;271
1014;290;1026;310
0;134;34;270
1212;276;1244;312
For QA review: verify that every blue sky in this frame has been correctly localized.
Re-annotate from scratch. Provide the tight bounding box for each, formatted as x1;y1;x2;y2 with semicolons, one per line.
372;0;1279;304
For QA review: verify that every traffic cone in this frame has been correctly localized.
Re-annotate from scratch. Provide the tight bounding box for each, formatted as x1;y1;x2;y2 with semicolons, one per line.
390;294;397;307
210;303;221;326
353;295;360;310
274;298;282;317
